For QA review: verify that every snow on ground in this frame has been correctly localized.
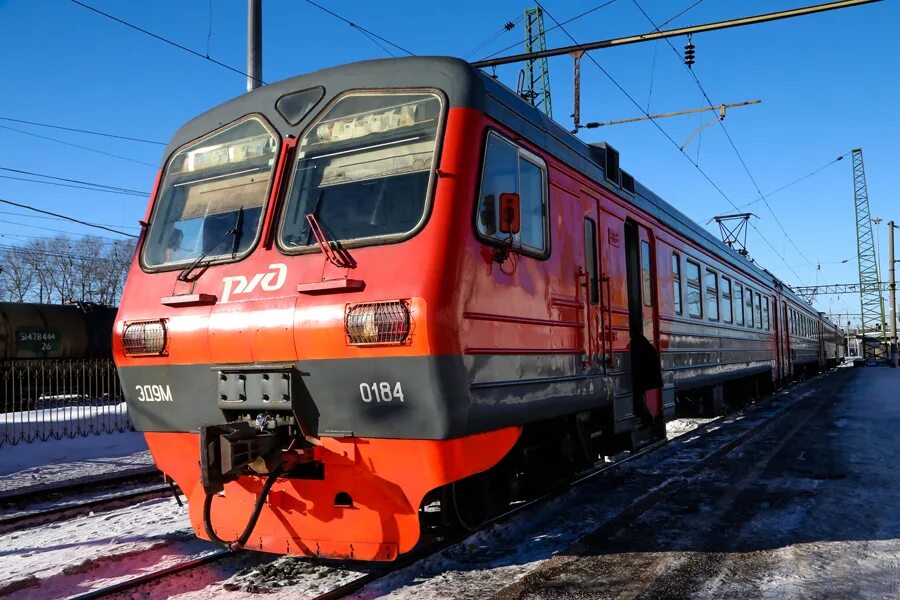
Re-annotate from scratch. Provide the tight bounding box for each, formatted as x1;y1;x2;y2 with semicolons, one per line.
0;496;201;599
0;429;152;495
0;402;128;425
484;368;900;599
667;417;717;440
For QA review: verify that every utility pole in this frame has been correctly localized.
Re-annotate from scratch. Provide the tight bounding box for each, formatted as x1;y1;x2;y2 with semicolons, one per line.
890;220;897;367
247;0;262;92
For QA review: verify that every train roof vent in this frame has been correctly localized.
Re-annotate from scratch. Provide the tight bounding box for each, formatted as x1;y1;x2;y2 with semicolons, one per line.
589;142;621;187
621;170;635;195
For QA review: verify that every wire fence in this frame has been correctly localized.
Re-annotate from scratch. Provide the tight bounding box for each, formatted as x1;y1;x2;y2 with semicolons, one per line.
0;358;129;447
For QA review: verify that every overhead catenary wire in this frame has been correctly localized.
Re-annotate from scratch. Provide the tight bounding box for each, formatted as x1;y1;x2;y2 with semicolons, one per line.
0;117;164;146
730;152;850;212
0;209;138;231
533;1;805;285
0;125;156;169
0;197;138;238
464;15;524;60
628;0;817;269
302;0;415;57
0;217;131;240
0;241;134;264
479;0;621;62
69;0;264;85
658;0;706;28
0;167;150;197
0;175;151;197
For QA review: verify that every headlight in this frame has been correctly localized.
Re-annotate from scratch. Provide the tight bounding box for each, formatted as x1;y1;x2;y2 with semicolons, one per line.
345;301;410;345
122;320;167;356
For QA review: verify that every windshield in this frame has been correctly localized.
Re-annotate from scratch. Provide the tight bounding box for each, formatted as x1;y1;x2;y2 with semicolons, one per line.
279;92;442;250
142;117;279;268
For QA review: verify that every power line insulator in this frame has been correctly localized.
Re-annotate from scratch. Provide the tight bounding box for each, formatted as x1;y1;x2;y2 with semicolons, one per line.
684;35;696;68
504;20;515;31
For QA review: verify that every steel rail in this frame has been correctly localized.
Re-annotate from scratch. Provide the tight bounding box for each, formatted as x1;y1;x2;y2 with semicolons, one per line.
0;467;161;507
65;550;231;600
0;483;178;534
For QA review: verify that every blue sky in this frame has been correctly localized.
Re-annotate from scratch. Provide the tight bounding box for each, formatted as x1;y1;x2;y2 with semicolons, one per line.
1;0;897;322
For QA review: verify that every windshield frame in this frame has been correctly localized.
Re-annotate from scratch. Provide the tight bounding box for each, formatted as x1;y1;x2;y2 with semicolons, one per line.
139;114;281;273
275;88;447;256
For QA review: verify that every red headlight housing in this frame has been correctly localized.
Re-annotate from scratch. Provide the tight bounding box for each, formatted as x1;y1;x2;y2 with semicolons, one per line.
122;320;168;356
345;301;410;345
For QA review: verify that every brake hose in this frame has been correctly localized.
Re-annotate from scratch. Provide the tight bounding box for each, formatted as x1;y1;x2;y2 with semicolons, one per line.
203;465;284;552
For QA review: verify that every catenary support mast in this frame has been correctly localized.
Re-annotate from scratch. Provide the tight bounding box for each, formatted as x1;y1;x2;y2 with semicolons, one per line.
852;148;886;361
523;7;552;118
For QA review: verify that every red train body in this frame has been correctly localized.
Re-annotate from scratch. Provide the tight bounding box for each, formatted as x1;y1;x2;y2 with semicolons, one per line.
114;57;842;561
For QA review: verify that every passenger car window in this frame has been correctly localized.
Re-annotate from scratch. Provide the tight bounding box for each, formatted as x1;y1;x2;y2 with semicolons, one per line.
721;277;733;323
686;259;701;318
705;269;718;321
734;284;744;325
763;297;770;330
755;294;763;330
745;288;754;327
476;132;548;255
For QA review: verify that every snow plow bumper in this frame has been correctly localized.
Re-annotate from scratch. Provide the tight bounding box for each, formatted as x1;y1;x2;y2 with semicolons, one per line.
144;427;520;560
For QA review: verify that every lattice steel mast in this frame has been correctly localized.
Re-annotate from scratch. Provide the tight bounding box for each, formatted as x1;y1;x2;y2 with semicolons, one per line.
523;7;552;118
852;148;886;359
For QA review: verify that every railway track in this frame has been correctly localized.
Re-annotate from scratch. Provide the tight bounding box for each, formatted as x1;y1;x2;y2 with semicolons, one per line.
59;374;829;600
0;481;179;534
54;437;673;600
0;467;161;507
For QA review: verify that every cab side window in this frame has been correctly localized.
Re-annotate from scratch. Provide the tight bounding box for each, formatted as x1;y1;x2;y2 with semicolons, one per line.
476;132;548;256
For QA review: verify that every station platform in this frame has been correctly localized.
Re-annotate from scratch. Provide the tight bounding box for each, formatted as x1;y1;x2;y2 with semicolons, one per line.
492;366;900;599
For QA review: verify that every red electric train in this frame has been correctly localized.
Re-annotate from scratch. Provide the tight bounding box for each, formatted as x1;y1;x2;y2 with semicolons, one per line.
114;57;843;561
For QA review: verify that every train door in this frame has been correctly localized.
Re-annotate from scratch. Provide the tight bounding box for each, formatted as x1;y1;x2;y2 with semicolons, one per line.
773;296;783;384
783;303;792;380
623;220;663;433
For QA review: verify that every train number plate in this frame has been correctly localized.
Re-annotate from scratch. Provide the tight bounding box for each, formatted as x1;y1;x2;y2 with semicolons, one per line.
359;382;405;403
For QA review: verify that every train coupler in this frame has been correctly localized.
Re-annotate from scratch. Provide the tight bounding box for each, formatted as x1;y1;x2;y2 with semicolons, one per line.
199;421;282;495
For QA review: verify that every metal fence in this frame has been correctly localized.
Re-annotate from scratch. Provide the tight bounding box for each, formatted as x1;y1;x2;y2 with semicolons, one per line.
0;358;129;447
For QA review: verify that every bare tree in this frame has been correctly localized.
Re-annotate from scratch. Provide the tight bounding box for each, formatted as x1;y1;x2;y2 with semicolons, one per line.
0;246;36;301
0;235;135;306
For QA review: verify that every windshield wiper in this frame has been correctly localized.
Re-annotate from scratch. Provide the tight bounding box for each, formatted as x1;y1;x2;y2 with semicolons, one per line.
305;212;355;269
177;207;244;282
230;206;244;258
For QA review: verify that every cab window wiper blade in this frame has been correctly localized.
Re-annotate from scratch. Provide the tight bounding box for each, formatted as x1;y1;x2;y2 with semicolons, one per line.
177;207;244;282
305;212;355;269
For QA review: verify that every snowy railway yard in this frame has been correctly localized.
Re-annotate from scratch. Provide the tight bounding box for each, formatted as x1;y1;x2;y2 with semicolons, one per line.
0;366;896;599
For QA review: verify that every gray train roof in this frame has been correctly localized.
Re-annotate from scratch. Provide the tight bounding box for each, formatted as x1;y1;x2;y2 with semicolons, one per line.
162;56;834;328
